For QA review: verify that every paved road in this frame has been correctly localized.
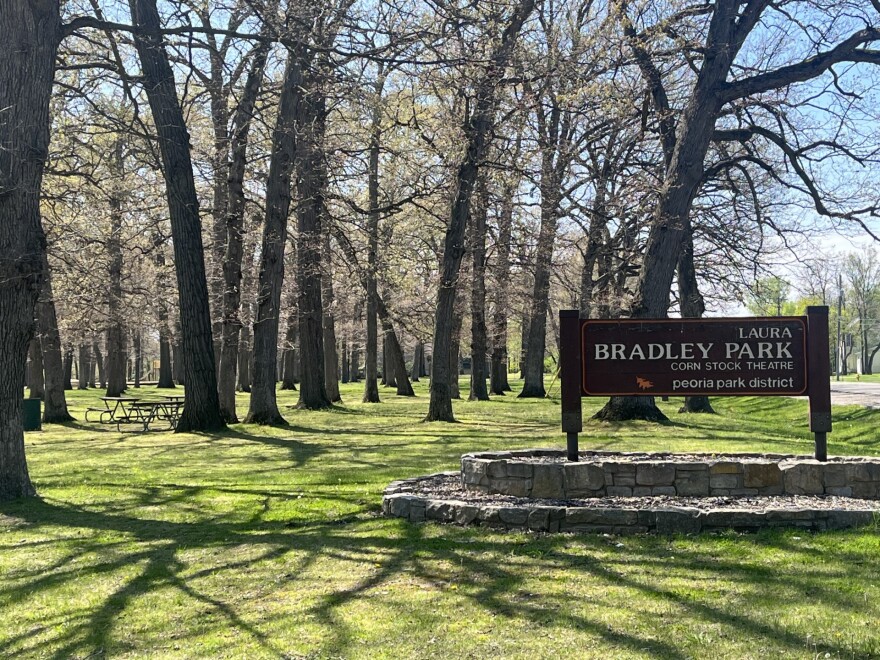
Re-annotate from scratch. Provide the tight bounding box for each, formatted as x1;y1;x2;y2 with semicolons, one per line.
829;381;880;408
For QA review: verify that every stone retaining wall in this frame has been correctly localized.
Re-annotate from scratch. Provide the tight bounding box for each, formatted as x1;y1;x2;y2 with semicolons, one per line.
461;450;880;500
383;473;879;534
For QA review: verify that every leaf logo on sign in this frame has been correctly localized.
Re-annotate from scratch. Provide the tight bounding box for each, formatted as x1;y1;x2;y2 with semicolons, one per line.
636;377;654;390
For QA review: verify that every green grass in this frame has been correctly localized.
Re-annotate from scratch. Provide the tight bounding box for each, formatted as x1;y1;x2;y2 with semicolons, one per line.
2;381;880;659
834;372;880;383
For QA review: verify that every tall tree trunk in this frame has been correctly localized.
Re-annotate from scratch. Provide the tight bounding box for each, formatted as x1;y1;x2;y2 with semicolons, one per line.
596;1;741;422
245;46;304;425
377;306;414;396
105;140;127;397
322;232;341;402
280;295;298;391
411;341;423;382
131;0;224;431
158;328;174;388
363;71;384;404
341;339;350;383
293;69;331;411
219;42;269;422
469;177;490;401
677;229;714;413
92;339;105;389
208;56;230;374
490;173;515;394
63;348;73;390
519;290;531;379
133;330;142;388
363;76;385;403
519;166;561;398
37;255;73;422
237;323;252;393
154;231;175;390
450;310;462;400
87;343;97;388
172;320;184;386
237;216;258;393
350;343;360;382
0;0;57;500
579;171;609;319
426;0;535;420
77;345;90;390
28;339;44;399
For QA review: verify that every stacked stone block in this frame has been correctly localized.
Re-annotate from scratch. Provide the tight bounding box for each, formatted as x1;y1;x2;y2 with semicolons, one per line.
460;450;880;500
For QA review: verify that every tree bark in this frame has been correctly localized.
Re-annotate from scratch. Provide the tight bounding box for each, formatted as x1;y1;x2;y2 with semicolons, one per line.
207;51;230;373
77;345;90;390
341;339;350;383
218;41;269;422
363;71;385;404
92;339;105;389
28;339;44;399
350;343;360;382
411;341;423;382
677;228;715;413
426;0;535;421
321;232;341;402
469;176;490;401
104;139;127;397
245;46;304;425
0;0;57;500
595;0;745;422
237;216;258;393
280;296;298;391
519;162;561;398
131;0;225;431
172;322;184;386
158;329;174;388
293;68;331;411
381;337;390;387
490;172;515;394
450;310;462;400
378;309;414;396
133;330;142;388
63;348;73;390
37;254;73;422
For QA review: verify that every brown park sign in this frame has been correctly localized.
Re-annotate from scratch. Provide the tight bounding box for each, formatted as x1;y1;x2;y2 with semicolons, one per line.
581;318;807;396
558;308;832;462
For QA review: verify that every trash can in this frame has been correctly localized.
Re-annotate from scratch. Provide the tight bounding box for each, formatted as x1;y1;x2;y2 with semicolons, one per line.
22;399;41;431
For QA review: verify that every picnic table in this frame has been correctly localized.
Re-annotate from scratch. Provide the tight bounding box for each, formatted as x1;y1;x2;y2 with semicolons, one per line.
86;397;140;423
116;400;184;432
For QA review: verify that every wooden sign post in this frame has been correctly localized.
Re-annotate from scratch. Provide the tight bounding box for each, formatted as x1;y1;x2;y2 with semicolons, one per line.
559;308;832;461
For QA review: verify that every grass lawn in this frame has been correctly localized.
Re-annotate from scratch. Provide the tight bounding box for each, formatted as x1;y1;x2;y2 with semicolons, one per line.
2;380;880;659
834;373;880;383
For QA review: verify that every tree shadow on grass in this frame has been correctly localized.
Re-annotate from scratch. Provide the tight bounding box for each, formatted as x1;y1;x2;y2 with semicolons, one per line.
204;428;326;469
1;496;877;659
55;420;117;434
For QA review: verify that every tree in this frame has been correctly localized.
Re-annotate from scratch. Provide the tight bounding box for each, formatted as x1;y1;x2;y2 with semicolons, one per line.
426;0;537;422
218;39;270;421
246;42;304;425
598;0;880;420
745;276;794;316
843;249;880;374
130;0;225;432
37;253;74;422
0;0;61;500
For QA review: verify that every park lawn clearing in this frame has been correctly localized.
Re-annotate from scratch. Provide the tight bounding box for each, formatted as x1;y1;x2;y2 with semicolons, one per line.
1;381;879;659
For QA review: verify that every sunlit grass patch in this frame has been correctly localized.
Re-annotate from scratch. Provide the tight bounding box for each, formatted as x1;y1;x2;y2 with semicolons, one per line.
2;381;879;658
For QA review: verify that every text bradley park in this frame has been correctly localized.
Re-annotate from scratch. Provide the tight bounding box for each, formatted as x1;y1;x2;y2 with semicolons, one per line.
581;319;807;396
